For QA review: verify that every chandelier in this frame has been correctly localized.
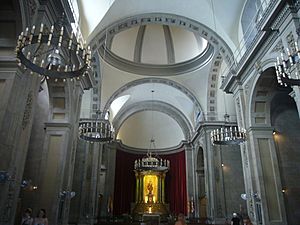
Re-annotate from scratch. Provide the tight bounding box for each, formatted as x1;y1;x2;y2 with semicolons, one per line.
15;14;91;81
134;139;170;171
211;114;246;145
78;110;115;143
274;42;300;86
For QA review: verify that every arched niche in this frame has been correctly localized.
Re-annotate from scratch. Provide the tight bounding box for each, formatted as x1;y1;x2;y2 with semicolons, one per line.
271;92;300;225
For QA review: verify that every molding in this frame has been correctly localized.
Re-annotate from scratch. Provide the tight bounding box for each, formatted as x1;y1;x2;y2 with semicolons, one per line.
221;0;292;92
44;122;72;128
103;77;203;116
162;25;175;64
90;13;234;76
133;25;146;63
113;139;190;154
98;41;213;76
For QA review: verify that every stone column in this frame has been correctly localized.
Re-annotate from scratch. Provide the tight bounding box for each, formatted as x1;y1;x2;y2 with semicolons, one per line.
185;144;196;218
0;65;40;225
248;127;287;225
75;142;102;225
94;143;104;222
102;143;116;216
233;84;258;221
289;89;300;118
34;78;90;225
199;126;217;222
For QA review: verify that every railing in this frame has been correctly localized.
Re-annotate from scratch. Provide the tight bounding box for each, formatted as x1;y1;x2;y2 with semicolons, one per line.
221;0;280;82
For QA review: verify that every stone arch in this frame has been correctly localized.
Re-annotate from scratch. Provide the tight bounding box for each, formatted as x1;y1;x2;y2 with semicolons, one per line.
89;13;234;76
113;100;193;140
270;92;300;225
248;64;286;127
103;77;203;122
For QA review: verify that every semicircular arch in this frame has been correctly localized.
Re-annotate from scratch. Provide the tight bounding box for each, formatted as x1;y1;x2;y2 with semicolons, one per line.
113;100;193;140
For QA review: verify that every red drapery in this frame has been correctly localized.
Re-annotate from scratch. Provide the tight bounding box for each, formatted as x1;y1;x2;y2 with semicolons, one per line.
113;149;187;215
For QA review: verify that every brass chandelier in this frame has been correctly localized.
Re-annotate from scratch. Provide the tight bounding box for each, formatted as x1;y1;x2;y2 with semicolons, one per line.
78;110;115;143
275;41;300;86
15;14;91;81
210;114;246;145
134;139;170;171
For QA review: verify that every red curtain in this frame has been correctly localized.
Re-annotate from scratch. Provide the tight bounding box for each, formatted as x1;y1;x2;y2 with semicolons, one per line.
113;149;187;215
164;150;187;215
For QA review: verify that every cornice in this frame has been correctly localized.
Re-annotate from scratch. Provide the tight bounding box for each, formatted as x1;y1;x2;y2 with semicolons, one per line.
103;77;203;116
89;13;234;76
114;139;190;155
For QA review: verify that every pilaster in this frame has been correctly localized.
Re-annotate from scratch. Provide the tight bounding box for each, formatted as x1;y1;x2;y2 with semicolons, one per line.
247;127;287;225
0;64;40;225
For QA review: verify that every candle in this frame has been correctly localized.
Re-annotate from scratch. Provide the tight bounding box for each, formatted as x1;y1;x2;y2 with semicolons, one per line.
40;23;44;33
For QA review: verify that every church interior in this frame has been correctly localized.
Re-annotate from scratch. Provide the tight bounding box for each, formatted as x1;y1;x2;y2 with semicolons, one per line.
1;0;300;225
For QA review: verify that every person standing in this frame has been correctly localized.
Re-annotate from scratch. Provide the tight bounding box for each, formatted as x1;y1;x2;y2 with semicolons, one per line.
21;208;33;225
175;213;186;225
231;213;240;225
33;209;48;225
242;216;253;225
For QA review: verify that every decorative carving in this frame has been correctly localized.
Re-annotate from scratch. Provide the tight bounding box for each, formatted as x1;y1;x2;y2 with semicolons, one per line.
0;168;16;222
90;13;233;75
28;0;37;22
286;32;296;52
22;91;33;130
207;54;223;120
271;40;284;53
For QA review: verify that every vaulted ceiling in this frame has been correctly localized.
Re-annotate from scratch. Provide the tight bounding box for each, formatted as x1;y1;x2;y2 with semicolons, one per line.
78;0;247;149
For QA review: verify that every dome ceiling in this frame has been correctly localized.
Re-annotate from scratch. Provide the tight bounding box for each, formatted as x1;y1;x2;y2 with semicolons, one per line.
79;0;246;150
110;24;209;65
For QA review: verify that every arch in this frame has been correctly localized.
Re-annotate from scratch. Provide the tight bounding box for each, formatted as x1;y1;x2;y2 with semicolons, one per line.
89;13;234;76
270;92;300;225
103;77;203;121
248;59;290;128
113;100;193;140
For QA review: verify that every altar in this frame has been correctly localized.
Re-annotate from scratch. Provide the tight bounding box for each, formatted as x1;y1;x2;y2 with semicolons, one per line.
131;153;170;221
142;213;160;225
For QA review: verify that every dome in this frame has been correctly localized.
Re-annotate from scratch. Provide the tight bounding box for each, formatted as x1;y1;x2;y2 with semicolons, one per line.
98;21;214;76
110;24;208;65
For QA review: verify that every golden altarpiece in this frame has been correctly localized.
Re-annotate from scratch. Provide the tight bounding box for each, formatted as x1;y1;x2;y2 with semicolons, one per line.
131;152;170;221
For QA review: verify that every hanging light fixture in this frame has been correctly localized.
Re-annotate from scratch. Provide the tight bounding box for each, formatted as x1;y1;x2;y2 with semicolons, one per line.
78;28;114;143
134;138;170;171
15;13;91;81
274;40;300;86
78;110;115;143
208;0;246;145
134;89;170;171
211;114;246;145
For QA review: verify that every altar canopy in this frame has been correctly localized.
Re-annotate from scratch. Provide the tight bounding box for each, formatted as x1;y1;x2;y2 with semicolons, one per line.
113;149;187;215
